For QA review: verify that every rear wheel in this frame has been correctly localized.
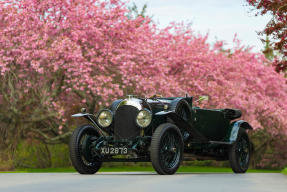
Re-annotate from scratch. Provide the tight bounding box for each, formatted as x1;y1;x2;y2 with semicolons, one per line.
150;123;183;175
229;128;251;173
69;124;102;174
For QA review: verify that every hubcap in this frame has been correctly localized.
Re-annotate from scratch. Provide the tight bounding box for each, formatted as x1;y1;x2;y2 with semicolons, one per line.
171;147;177;152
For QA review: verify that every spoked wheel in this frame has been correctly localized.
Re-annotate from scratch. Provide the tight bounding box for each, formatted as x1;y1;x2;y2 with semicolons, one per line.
229;128;251;173
69;124;102;174
151;123;183;175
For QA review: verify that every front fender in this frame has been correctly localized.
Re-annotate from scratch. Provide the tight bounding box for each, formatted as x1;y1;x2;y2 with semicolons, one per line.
228;120;253;143
71;113;109;136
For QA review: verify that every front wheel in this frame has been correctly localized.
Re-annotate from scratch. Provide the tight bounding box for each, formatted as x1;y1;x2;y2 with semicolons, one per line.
150;123;183;175
229;128;251;173
69;124;102;174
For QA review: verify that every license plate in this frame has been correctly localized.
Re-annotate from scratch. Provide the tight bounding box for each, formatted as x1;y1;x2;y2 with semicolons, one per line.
100;147;128;155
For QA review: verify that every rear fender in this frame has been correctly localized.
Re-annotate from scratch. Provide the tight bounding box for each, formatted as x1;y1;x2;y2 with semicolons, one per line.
71;113;109;136
228;120;253;143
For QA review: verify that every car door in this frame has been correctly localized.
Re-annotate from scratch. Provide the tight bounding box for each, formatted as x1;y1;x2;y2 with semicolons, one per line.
192;108;230;141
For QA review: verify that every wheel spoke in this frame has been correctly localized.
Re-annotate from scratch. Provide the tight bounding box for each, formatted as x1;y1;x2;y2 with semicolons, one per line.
79;132;99;167
159;130;181;169
236;135;249;169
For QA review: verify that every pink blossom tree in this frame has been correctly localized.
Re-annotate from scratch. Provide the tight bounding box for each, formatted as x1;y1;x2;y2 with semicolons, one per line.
0;0;287;167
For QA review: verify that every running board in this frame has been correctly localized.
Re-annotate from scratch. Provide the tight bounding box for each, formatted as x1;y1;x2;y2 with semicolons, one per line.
209;141;233;145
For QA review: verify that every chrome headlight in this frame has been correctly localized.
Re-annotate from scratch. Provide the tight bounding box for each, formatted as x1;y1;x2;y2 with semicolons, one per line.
136;109;152;128
97;109;113;128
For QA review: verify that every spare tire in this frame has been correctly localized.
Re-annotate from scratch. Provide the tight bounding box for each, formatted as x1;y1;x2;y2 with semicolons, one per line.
169;98;192;121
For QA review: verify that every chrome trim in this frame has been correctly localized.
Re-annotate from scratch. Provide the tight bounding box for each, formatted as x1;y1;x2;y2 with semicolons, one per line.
96;109;113;128
116;98;143;110
136;109;152;128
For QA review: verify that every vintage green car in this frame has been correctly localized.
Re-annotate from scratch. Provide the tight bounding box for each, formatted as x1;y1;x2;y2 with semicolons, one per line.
69;95;252;175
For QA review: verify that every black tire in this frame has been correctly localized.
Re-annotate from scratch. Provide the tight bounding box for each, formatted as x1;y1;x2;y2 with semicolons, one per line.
229;128;251;173
150;123;184;175
69;124;102;174
169;98;192;122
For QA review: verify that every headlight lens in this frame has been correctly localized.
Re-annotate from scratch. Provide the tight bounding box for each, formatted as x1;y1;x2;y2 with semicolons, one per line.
97;110;113;127
136;109;152;128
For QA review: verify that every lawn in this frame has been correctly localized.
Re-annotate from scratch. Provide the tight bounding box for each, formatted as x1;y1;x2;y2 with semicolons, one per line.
282;168;287;175
0;166;281;173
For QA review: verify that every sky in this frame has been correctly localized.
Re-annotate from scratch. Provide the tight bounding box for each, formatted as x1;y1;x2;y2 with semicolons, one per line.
128;0;272;52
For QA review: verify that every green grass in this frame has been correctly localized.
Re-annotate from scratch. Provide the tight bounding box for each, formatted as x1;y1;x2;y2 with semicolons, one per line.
282;168;287;175
0;166;281;173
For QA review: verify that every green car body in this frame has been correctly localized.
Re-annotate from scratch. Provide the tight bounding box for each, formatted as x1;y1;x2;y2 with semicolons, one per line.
69;95;253;175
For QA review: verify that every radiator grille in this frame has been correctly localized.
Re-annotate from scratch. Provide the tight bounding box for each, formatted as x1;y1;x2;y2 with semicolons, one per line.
114;105;140;140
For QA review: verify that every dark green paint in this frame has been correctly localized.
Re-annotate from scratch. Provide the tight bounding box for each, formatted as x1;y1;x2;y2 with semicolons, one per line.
72;96;253;162
191;108;230;141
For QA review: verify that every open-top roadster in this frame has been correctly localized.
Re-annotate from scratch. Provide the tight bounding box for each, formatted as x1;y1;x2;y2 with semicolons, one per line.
69;95;252;175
